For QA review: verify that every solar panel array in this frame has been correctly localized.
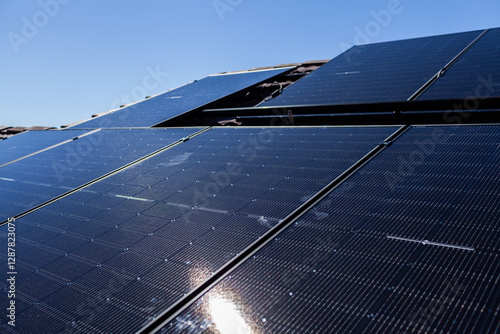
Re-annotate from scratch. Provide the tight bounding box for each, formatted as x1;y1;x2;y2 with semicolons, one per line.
71;68;291;129
0;126;397;333
0;128;200;221
260;30;482;106
418;28;500;100
0;130;89;166
1;27;499;334
163;125;500;333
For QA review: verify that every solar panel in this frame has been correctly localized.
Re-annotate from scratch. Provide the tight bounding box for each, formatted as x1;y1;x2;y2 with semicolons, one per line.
402;108;500;114
260;30;482;106
0;130;90;166
161;125;500;333
418;28;500;100
71;68;292;129
0;126;398;333
0;128;201;221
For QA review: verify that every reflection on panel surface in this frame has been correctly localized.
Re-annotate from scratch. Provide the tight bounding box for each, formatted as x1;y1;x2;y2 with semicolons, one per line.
0;128;200;221
163;125;500;334
261;30;481;106
0;126;397;333
72;68;291;129
0;130;89;166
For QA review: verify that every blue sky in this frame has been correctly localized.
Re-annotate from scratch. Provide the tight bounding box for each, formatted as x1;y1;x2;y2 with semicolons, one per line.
1;0;499;127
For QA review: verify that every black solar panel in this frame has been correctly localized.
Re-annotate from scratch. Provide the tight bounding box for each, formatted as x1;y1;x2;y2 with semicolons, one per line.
261;30;482;106
0;126;398;334
161;125;500;333
0;128;200;221
72;68;291;128
0;130;89;166
418;28;500;100
402;108;500;114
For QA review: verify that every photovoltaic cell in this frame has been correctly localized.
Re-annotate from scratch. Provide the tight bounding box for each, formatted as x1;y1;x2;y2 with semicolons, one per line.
261;30;482;106
71;68;292;129
0;126;398;334
418;28;500;100
162;125;500;334
0;128;200;221
0;130;89;166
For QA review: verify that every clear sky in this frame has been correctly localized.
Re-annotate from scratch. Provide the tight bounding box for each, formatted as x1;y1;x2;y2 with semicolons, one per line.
1;0;499;127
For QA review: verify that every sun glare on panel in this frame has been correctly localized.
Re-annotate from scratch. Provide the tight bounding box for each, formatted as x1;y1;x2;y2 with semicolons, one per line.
208;294;253;334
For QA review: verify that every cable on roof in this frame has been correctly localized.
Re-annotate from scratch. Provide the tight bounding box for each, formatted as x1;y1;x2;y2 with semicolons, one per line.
260;81;283;104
